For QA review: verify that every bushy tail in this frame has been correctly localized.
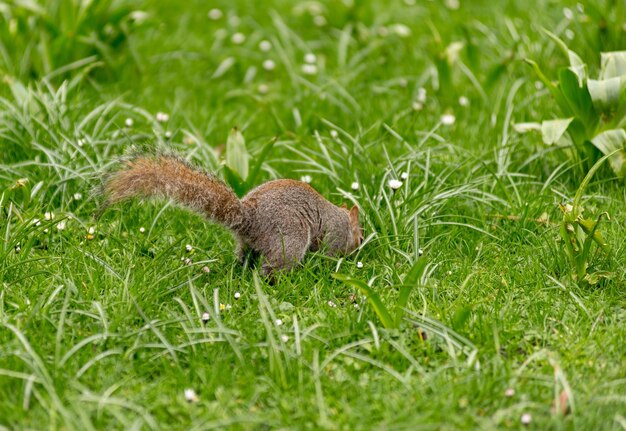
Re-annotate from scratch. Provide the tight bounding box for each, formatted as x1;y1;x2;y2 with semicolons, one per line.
103;155;244;230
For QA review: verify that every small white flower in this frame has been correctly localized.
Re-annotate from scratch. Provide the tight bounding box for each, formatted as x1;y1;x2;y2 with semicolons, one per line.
417;87;427;103
202;266;210;273
388;179;403;190
565;29;575;40
445;0;460;10
280;334;289;342
351;182;359;190
400;172;409;180
275;319;283;326
534;80;544;90
14;244;21;253
44;228;49;233
418;248;424;256
125;118;134;127
458;96;469;107
390;23;411;38
201;312;210;323
411;101;423;111
354;303;359;309
356;261;363;269
184;388;199;403
301;64;318;75
327;301;337;308
447;270;452;275
313;15;326;26
185;244;193;252
73;192;83;200
441;114;456;126
262;59;276;71
208;8;223;20
44;212;54;221
563;7;573;20
77;138;86;147
139;227;145;233
184;258;192;266
56;221;66;231
304;53;317;64
231;32;246;44
330;129;339;139
234;292;241;299
228;15;240;27
156;112;169;122
88;226;95;234
300;175;312;184
259;40;272;52
257;84;269;94
520;413;532;425
504;388;515;397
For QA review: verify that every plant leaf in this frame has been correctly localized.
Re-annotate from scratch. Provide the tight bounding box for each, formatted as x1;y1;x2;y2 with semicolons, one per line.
226;127;249;181
588;129;626;177
573;147;623;208
578;213;610;253
541;118;573;145
545;30;587;84
587;77;622;112
333;274;395;328
558;69;596;133
513;122;542;133
245;137;276;190
222;165;247;197
600;51;626;79
395;258;428;326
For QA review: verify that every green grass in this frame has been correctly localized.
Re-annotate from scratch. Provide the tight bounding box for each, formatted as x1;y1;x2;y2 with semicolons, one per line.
1;0;626;429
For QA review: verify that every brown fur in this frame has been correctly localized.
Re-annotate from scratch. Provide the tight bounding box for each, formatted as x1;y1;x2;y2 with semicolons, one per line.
103;155;363;276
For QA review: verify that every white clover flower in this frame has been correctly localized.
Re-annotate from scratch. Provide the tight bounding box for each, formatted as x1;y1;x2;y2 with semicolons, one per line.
330;129;339;139
354;303;359;309
411;101;423;111
259;40;272;52
231;32;245;44
328;301;337;308
520;413;532;425
565;29;574;40
441;114;456;126
417;87;427;103
418;248;424;256
77;138;85;147
139;227;145;233
234;292;241;299
164;131;172;139
301;64;318;75
184;388;199;403
388;179;403;190
56;221;66;231
356;261;363;269
262;59;276;71
185;244;193;252
73;192;83;200
125;118;134;127
275;319;283;326
201;312;210;323
44;212;54;220
504;388;515;397
304;53;317;64
447;270;452;275
300;175;312;184
400;172;409;180
459;96;469;107
445;0;460;10
351;182;359;190
313;15;326;26
390;23;411;38
184;258;192;266
156;112;169;122
534;80;544;90
202;266;210;273
88;226;95;234
257;84;269;94
280;334;289;342
208;8;223;20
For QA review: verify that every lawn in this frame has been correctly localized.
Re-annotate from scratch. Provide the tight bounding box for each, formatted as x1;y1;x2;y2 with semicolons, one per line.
1;0;626;429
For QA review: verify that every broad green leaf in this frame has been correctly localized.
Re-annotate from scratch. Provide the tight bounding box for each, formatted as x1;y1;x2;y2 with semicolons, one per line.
600;51;626;79
545;30;587;84
559;68;596;132
589;129;626;177
578;214;610;253
223;165;246;197
541;118;573;145
225;127;249;181
587;77;622;112
395;258;428;326
513;122;541;133
333;274;395;328
245;137;276;191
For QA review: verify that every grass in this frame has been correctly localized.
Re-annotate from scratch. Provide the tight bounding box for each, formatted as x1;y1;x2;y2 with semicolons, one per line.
1;0;626;429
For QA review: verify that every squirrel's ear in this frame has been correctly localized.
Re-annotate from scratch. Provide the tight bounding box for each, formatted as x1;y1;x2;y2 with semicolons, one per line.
349;205;359;220
341;203;348;209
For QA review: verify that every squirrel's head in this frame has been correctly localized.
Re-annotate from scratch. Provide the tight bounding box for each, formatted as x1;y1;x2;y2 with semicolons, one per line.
342;204;363;252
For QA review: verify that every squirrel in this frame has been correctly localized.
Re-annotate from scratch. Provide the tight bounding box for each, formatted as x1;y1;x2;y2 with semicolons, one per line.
102;154;363;276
